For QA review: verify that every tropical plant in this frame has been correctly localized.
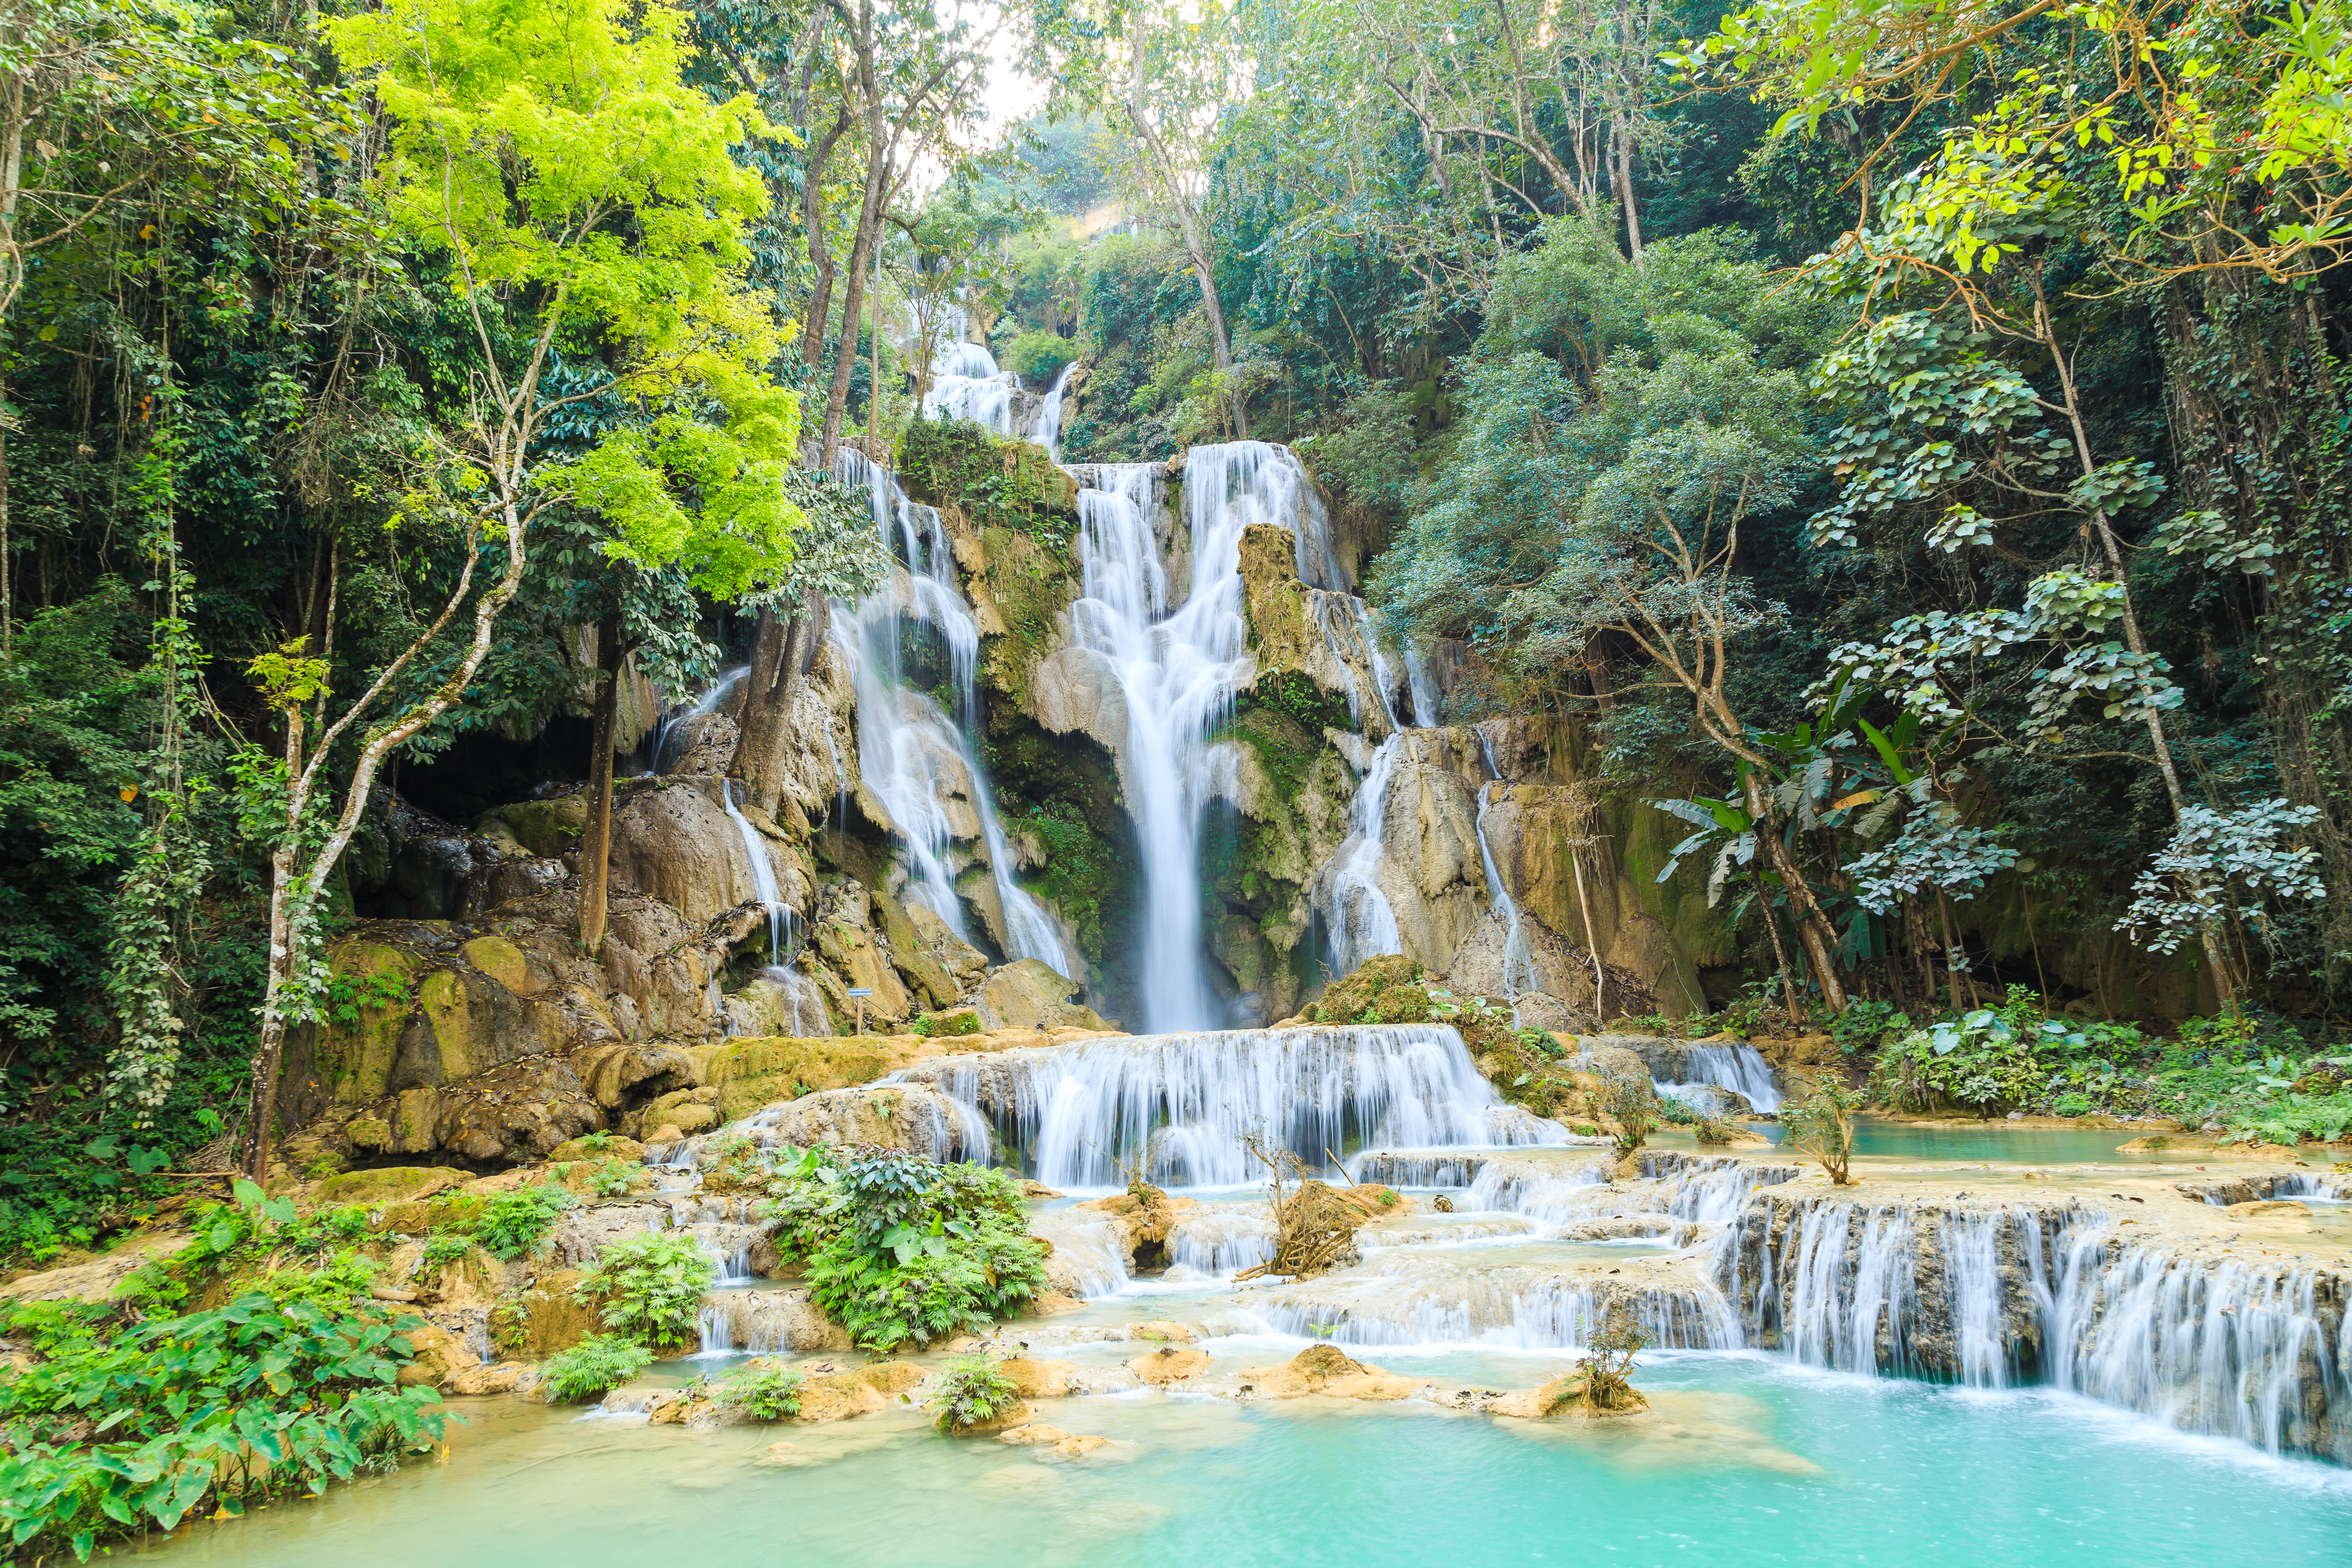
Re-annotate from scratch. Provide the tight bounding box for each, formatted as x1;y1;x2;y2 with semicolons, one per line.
474;1184;576;1261
929;1353;1022;1433
573;1232;718;1351
1597;1069;1658;1157
0;1293;447;1559
713;1363;806;1421
1782;1076;1865;1185
539;1335;655;1403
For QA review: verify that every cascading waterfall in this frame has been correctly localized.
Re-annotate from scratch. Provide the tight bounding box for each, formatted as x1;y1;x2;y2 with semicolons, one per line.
719;779;790;962
1659;1044;1784;1112
835;449;1074;974
887;1023;1567;1190
645;664;748;774
1034;362;1076;460
1315;735;1404;979
922;341;1021;435
1472;782;1534;1016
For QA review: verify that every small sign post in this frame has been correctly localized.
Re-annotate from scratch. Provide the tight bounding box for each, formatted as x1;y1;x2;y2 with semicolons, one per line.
846;987;873;1035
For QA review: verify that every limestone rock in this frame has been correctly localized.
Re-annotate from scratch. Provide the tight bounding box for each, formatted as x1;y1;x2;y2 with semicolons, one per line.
1240;1344;1420;1402
1030;647;1133;794
609;779;801;929
1125;1345;1211;1384
1126;1320;1195;1343
312;1166;471;1206
975;959;1107;1032
491;1268;599;1358
998;1422;1072;1446
996;1357;1081;1399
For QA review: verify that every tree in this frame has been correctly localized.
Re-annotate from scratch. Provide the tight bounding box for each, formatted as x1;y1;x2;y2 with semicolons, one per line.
240;0;807;1178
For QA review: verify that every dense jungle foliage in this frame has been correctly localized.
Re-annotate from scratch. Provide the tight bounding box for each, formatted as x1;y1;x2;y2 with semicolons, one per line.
5;0;2352;1284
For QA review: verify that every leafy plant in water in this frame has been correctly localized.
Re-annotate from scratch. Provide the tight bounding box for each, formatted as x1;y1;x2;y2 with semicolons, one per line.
573;1231;716;1351
0;1292;448;1559
1784;1076;1865;1185
1598;1070;1658;1157
713;1363;804;1420
539;1334;654;1402
930;1353;1021;1433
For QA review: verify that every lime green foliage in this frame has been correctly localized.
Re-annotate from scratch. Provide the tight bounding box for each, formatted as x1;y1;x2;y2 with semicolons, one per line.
761;1146;1049;1352
1214;705;1321;802
911;1010;983;1038
931;1354;1022;1433
999;330;1078;383
1310;955;1435;1025
713;1363;804;1420
587;1159;639;1198
1832;999;1911;1056
573;1232;716;1351
325;0;805;600
897;418;1077;549
539;1335;654;1403
0;1290;447;1561
472;1183;576;1261
126;1181;378;1309
1598;1070;1658;1156
419;1232;474;1268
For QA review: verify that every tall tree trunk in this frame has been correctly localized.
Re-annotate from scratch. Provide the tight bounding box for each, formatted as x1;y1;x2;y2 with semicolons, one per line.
732;594;826;814
1740;770;1850;1012
2035;280;2234;1010
578;610;624;957
799;109;851;374
1615;128;1643;263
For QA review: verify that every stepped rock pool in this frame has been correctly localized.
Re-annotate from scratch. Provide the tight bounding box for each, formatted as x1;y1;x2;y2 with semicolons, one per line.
134;1344;2352;1568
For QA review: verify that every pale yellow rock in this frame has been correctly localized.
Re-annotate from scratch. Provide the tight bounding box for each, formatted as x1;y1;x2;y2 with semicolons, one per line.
998;1357;1080;1399
444;1360;533;1396
1240;1344;1419;1402
1126;1346;1211;1384
1127;1319;1194;1343
1048;1434;1110;1459
997;1423;1072;1447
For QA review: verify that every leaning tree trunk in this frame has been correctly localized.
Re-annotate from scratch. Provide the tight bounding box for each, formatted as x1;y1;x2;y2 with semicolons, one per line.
577;610;624;957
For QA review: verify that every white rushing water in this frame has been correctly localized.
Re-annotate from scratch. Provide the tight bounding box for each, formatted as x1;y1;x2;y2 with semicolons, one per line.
1034;361;1076;459
889;1022;1567;1190
645;664;747;774
1658;1043;1784;1112
1066;445;1334;1029
922;340;1021;435
1472;781;1534;1016
1315;735;1404;980
719;779;791;962
835;450;1073;974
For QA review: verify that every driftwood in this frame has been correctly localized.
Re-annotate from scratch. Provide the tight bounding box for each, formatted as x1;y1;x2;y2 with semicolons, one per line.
1231;1134;1361;1284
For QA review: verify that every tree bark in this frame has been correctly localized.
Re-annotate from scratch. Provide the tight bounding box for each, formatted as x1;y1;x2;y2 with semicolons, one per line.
1740;770;1850;1013
578;610;624;957
731;594;826;814
799;109;852;373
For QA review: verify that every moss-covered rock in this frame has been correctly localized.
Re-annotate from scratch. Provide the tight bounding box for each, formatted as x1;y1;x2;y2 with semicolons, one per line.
475;796;588;858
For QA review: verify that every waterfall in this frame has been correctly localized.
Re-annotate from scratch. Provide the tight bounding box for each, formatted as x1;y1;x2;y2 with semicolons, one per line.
923;342;1021;435
646;664;748;774
720;779;790;962
1314;735;1405;978
1035;362;1076;460
1660;1043;1785;1112
835;449;1075;974
887;1022;1568;1190
1472;782;1534;1016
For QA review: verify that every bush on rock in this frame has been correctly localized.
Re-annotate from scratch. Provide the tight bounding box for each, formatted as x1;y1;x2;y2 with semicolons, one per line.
573;1232;717;1352
540;1335;655;1402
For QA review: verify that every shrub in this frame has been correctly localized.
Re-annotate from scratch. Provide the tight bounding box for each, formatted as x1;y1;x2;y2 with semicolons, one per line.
587;1159;639;1198
930;1354;1021;1433
539;1335;654;1402
1784;1077;1865;1185
420;1232;474;1269
1597;1070;1658;1156
474;1183;576;1261
998;329;1076;384
0;1293;448;1557
573;1231;717;1351
765;1146;1049;1351
911;1010;982;1038
714;1363;804;1420
1832;1000;1910;1057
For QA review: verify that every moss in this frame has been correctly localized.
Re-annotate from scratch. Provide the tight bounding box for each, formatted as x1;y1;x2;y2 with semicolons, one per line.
985;709;1137;964
979;526;1080;707
1217;705;1320;803
1240;670;1355;738
898;419;1079;549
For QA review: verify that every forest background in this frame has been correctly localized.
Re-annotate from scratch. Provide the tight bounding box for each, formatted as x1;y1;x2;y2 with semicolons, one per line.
3;0;2351;1263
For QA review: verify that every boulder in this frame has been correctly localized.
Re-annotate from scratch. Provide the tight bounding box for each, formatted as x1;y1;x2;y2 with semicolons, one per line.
996;1357;1081;1399
490;1268;599;1358
608;779;799;929
1125;1345;1211;1384
312;1166;470;1207
976;959;1107;1032
1240;1344;1420;1402
1030;648;1133;793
